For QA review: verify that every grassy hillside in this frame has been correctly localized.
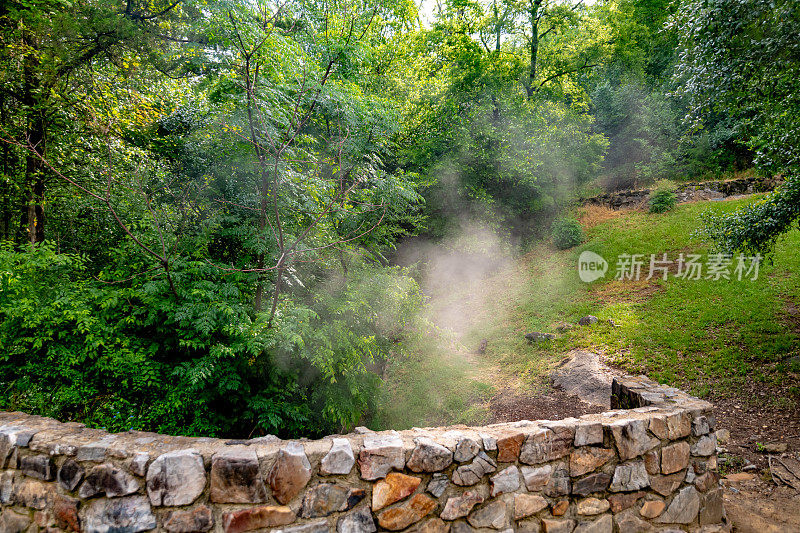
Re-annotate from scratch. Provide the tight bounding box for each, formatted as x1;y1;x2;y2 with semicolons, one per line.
375;195;800;428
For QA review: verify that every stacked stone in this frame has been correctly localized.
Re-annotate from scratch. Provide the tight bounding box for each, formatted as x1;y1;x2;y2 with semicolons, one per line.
0;374;725;532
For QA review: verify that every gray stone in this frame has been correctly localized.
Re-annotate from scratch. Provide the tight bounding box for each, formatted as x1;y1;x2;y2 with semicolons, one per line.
578;315;598;325
610;419;659;461
76;439;113;462
613;509;653;532
321;438;355;475
480;433;498;451
301;483;365;518
451;522;475;533
649;412;691;440
358;433;405;480
551;351;612;408
146;449;205;506
715;429;730;445
650;472;684;497
80;463;140;499
490;465;520;497
574;514;612;533
454;437;481;462
692;435;717;457
273;519;329;533
83;495;157;533
210;447;268;503
0;509;30;533
574;423;604;447
0;471;13;503
692;416;711;436
517;519;542;533
452;451;497;486
520;426;573;465
468;500;507;529
656;486;701;524
0;426;37;468
572;473;611;496
427;473;449;498
338;506;376;533
609;461;650;492
20;454;55;480
699;487;724;525
441;491;484;520
58;458;85;492
408;437;453;472
544;468;571;497
130;452;150;477
268;442;313;504
521;464;552;491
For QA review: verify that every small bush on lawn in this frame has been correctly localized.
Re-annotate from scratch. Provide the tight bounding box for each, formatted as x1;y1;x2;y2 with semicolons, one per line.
552;217;584;249
649;183;677;213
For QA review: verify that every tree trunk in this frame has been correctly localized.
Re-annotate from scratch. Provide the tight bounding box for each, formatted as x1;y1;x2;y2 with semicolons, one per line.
22;31;46;245
525;0;543;99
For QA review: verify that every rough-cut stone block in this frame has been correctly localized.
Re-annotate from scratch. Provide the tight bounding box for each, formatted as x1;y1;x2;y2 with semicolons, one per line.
83;495;156;533
80;463;140;499
53;494;80;532
517;519;542;533
609;419;659;461
441;491;484;520
222;505;295;533
571;472;611;496
268;442;312;504
694;471;719;492
569;447;614;477
541;518;575;533
14;478;49;509
521;464;552;491
520;427;573;465
643;450;660;475
699;487;724;525
58;458;84;491
427;472;449;497
692;416;711;436
378;493;436;531
691;434;717;456
20;454;55;480
408;437;453;473
490;465;520;497
210;447;268;503
613;509;652;532
0;509;30;533
544;468;571;497
496;432;524;462
338;506;376;533
577;498;609;515
321;438;355;475
514;493;548;519
661;441;690;474
372;472;421;510
452;451;496;486
650;472;684;496
574;423;603;447
649;412;691;440
573;514;612;533
467;500;507;529
454;437;480;463
639;500;665;519
551;500;569;516
164;505;214;532
302;483;365;517
480;433;497;451
608;491;645;513
358;433;405;480
609;461;650;492
146;449;205;506
416;517;450;533
273;521;328;533
655;485;700;524
130;452;150;477
0;470;14;503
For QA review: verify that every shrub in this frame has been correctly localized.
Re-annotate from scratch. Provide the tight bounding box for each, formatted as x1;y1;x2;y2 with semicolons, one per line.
649;183;677;213
551;217;584;249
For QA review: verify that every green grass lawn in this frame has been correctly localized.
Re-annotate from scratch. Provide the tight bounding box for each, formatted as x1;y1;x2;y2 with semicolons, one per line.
375;195;800;429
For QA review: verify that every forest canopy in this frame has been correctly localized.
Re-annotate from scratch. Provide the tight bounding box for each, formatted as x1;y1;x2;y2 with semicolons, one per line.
0;0;797;438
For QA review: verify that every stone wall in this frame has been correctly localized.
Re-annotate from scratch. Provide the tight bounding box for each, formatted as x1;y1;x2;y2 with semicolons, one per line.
583;176;778;210
0;374;725;533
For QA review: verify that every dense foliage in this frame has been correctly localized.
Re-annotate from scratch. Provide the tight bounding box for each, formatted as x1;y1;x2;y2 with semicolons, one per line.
0;0;796;437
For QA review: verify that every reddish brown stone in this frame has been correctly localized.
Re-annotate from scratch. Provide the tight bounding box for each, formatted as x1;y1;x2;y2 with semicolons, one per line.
222;506;295;533
416;517;450;533
639;500;665;519
378;494;436;531
607;491;645;513
372;472;422;511
496;432;524;462
694;471;719;493
53;495;80;532
440;491;484;521
650;472;684;497
513;494;548;519
551;500;569;517
643;450;660;475
569;447;615;477
267;443;312;504
520;426;573;465
661;441;690;475
164;506;214;532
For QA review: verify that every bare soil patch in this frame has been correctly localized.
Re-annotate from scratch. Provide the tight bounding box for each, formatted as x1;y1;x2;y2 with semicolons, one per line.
487;386;603;424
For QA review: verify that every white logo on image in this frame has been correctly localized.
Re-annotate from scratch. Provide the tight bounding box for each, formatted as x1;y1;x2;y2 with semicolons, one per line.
578;251;608;283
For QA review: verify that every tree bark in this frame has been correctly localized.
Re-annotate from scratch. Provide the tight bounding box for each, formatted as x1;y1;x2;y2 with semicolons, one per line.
22;31;46;244
525;0;544;99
